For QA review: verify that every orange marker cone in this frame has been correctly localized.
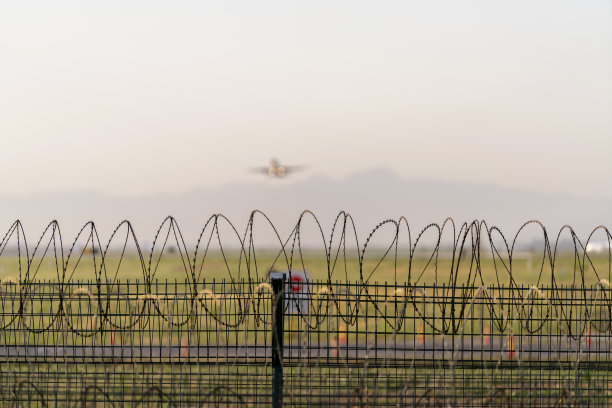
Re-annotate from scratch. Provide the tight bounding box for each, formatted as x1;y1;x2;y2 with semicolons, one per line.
110;329;116;346
586;326;592;347
330;336;338;357
483;325;491;347
338;324;347;346
507;336;515;358
417;324;424;345
331;324;347;358
180;337;189;358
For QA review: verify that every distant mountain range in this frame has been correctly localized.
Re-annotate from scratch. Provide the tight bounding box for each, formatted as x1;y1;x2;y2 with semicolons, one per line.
1;168;610;249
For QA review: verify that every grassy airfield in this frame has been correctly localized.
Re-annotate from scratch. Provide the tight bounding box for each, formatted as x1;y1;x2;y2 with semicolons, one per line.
1;250;609;287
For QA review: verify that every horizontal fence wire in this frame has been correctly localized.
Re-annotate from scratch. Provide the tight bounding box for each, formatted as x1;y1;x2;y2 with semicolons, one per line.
0;213;611;406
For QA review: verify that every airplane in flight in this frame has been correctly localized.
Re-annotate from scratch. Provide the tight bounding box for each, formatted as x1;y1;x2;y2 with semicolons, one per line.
249;158;307;178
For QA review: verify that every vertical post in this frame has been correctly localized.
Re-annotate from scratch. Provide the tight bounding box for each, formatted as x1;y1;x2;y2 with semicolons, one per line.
270;272;285;408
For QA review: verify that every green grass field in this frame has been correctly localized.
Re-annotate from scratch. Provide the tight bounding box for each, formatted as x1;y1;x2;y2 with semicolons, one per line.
1;251;610;286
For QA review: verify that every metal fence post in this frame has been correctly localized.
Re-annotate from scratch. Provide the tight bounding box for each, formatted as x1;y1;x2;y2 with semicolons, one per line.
270;272;285;408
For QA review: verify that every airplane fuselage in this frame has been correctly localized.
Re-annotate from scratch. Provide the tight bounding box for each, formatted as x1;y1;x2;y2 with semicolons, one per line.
267;159;287;177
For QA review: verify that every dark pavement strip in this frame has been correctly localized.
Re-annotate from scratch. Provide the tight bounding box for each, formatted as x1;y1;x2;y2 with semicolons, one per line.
1;337;610;361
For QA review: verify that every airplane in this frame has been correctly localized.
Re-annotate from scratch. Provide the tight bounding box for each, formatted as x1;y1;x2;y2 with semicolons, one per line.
249;158;307;178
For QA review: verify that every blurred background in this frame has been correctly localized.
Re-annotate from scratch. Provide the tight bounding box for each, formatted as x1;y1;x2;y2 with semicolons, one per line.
0;0;610;248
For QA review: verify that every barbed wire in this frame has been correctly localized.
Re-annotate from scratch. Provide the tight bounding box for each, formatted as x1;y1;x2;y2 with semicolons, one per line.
0;212;611;334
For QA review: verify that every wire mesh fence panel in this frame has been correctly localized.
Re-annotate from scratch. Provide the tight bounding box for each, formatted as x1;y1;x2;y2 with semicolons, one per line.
1;278;612;407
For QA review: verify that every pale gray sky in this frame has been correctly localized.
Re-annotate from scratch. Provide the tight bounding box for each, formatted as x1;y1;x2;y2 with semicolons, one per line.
1;1;611;198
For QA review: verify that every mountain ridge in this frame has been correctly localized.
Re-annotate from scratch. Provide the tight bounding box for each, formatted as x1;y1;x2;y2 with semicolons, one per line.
0;168;609;246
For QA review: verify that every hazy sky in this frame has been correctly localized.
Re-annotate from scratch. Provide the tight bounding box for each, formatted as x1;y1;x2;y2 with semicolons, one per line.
1;1;611;198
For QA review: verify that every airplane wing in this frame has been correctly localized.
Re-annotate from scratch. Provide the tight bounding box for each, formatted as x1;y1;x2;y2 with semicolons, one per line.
247;167;271;174
283;165;308;174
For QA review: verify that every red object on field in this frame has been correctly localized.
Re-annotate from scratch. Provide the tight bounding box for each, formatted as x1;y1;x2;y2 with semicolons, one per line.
289;275;304;293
